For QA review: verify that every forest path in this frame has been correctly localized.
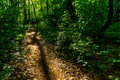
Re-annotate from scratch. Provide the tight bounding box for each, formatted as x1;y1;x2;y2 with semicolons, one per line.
17;28;98;80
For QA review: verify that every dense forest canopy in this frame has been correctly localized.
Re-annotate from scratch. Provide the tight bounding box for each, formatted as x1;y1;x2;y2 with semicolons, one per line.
0;0;120;79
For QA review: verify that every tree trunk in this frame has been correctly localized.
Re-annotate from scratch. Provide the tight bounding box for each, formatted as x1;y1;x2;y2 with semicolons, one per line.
23;0;27;24
28;0;31;24
100;0;113;38
31;0;38;27
40;0;43;13
17;0;21;24
66;0;77;22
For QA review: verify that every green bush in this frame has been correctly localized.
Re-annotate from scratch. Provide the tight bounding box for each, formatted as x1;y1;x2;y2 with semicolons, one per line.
0;65;14;80
0;22;25;79
55;27;98;61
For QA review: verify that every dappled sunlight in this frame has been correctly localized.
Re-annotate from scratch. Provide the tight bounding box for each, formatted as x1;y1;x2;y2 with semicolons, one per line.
1;0;119;79
19;28;94;80
26;32;36;36
21;28;53;80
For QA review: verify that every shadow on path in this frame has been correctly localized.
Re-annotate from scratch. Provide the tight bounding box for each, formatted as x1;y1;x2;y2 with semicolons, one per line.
26;28;52;80
23;28;95;80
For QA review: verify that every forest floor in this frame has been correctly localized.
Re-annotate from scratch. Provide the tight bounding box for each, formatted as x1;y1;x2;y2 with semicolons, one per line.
11;28;100;80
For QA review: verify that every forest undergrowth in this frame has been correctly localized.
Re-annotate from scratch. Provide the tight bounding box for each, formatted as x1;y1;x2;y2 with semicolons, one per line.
37;21;120;80
0;0;120;80
9;28;101;80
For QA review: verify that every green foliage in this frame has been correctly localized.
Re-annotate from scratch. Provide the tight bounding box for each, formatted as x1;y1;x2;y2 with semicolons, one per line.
108;75;120;80
37;0;120;79
0;24;25;79
74;0;108;36
0;65;14;80
0;1;26;79
0;0;119;79
39;20;120;79
105;22;120;43
37;21;59;43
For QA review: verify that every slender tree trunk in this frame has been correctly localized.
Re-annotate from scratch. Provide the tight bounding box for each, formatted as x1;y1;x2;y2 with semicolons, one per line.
100;0;113;38
66;0;77;22
17;0;21;24
23;0;27;24
31;0;38;27
28;0;31;24
40;0;43;13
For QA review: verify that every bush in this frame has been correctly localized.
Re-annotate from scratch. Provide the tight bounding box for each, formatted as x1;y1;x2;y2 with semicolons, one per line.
0;23;25;79
55;27;98;62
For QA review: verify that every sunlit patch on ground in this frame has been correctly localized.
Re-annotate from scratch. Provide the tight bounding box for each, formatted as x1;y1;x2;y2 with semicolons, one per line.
12;28;98;80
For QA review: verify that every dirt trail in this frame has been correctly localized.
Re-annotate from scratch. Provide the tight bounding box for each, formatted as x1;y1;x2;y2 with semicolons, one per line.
14;28;99;80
